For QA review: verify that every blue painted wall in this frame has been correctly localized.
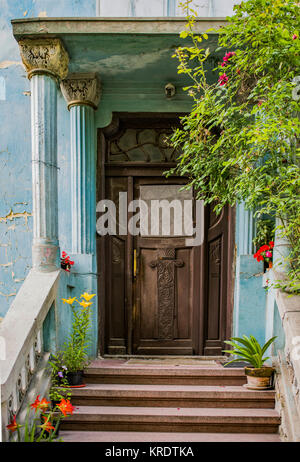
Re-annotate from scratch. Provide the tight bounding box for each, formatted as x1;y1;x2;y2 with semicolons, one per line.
0;0;96;319
1;0;266;358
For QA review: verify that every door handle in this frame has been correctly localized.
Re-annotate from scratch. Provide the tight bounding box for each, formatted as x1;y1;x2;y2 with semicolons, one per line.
133;249;140;278
133;249;137;278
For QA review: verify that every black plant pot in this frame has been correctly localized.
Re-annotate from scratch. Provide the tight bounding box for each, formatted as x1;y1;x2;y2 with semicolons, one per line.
66;370;84;386
51;399;60;409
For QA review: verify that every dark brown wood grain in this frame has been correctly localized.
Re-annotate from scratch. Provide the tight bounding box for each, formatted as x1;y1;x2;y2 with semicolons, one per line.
97;114;235;356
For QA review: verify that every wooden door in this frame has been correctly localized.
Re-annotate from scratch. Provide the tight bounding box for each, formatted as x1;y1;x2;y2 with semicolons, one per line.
132;177;201;355
97;114;234;356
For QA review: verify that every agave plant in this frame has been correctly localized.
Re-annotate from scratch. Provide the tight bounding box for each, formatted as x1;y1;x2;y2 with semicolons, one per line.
223;335;277;368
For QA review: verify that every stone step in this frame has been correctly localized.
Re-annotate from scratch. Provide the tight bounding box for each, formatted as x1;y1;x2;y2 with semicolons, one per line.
84;366;247;386
59;430;281;442
70;384;275;409
62;406;280;433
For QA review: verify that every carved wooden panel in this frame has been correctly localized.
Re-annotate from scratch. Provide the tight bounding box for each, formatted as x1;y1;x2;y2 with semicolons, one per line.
204;203;231;356
105;177;128;355
108;128;180;163
149;249;184;339
135;242;194;355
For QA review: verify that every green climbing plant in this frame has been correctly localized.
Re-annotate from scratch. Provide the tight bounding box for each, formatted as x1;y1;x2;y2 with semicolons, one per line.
168;0;300;292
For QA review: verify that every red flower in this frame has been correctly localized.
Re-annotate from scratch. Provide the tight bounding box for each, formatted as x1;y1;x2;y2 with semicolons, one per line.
57;398;74;416
39;416;55;433
6;415;21;433
259;244;270;252
62;251;67;258
269;241;274;248
293;34;298;40
221;51;236;67
30;395;41;413
219;73;229;86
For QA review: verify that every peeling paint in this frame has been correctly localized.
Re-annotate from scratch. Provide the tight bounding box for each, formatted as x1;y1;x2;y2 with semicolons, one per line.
0;61;22;69
38;11;47;17
0;209;32;225
0;262;12;267
12;271;25;283
0;290;17;300
22;91;31;96
23;10;28;17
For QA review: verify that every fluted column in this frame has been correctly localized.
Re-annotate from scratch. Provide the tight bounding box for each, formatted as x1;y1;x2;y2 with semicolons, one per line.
18;39;69;271
236;201;255;256
61;74;101;255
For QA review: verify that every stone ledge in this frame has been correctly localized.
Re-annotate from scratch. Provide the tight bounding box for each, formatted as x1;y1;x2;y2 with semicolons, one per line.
0;269;60;398
271;270;300;428
11;17;226;39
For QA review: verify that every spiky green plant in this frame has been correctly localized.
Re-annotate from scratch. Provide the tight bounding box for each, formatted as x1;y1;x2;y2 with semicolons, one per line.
223;335;277;368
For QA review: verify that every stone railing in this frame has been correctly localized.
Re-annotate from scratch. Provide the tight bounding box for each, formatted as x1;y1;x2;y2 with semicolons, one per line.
265;270;300;441
0;269;60;441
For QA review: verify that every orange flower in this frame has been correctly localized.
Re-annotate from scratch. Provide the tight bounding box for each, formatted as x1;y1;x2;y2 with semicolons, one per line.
6;415;21;433
57;398;74;416
30;395;41;413
39;416;55;433
30;395;50;413
39;398;50;412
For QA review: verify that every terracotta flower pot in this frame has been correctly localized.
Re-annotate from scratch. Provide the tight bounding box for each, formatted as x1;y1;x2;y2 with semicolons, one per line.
244;366;275;390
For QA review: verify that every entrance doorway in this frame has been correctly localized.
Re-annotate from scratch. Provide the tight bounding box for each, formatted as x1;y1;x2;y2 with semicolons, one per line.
97;114;234;356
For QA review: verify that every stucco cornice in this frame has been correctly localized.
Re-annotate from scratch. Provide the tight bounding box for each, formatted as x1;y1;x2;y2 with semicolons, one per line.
12;17;226;39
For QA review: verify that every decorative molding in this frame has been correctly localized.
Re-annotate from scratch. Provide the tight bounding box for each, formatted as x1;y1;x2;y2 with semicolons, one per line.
18;38;69;81
150;248;184;339
108;127;180;163
61;73;101;110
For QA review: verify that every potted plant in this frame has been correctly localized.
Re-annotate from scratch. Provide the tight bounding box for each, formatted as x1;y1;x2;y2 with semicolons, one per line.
61;292;95;386
60;251;74;272
253;241;274;269
48;352;72;405
223;335;277;389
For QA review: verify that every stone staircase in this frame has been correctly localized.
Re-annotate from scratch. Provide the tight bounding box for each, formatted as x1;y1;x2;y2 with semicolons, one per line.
60;358;281;442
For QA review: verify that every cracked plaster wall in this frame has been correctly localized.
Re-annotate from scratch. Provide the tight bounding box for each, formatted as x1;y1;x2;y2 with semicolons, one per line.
0;0;96;318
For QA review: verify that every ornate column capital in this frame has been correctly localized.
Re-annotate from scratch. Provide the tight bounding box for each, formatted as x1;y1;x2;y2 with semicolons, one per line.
60;73;101;110
18;38;69;82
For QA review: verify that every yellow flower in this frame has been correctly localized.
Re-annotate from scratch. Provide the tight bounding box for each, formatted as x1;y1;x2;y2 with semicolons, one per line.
62;297;77;305
80;292;96;302
77;300;92;308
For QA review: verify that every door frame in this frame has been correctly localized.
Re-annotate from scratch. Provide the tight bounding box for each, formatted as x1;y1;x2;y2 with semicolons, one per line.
96;113;235;356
